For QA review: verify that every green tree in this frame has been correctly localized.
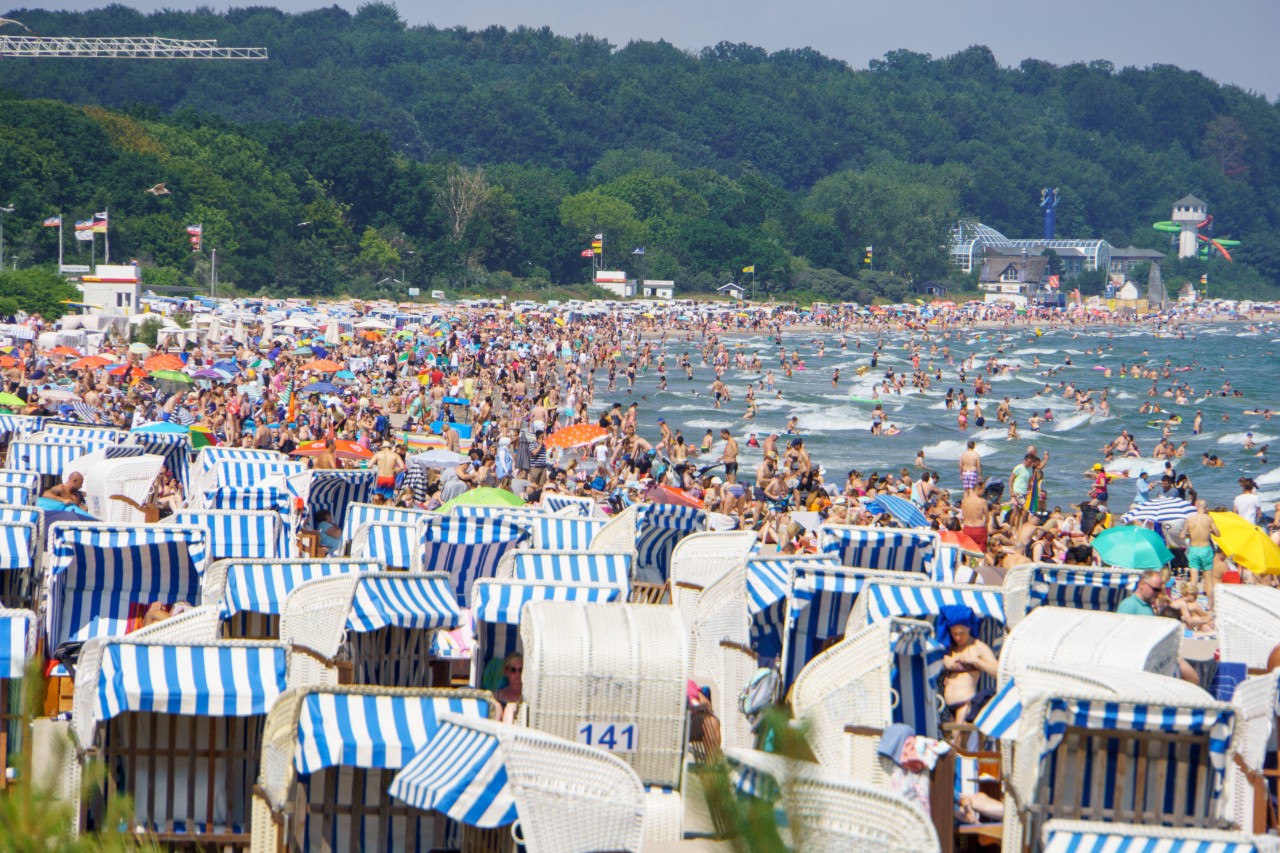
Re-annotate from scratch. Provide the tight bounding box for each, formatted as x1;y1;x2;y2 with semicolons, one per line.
0;269;79;320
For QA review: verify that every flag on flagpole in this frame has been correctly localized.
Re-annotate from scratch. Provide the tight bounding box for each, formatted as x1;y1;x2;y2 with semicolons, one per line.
593;233;603;241
42;216;61;228
632;247;645;255
742;265;755;273
74;219;94;231
1047;274;1060;289
580;249;594;257
90;211;108;234
1200;274;1208;284
186;223;203;251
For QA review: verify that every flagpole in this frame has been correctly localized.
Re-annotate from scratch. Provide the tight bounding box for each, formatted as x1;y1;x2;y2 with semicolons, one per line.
58;217;63;269
104;206;109;264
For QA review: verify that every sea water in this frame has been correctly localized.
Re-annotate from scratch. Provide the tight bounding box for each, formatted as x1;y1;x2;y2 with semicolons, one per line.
602;322;1280;510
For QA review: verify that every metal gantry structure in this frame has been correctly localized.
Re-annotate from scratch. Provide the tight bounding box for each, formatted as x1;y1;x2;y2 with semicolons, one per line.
0;34;267;60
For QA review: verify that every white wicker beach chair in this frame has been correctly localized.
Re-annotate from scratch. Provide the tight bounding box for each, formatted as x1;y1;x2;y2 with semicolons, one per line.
980;664;1238;853
1002;562;1143;629
1216;585;1280;670
587;505;638;555
686;559;757;753
67;452;164;525
389;713;647;853
727;748;941;853
791;617;940;786
1041;818;1280;853
996;605;1182;686
670;530;757;634
0;608;37;773
70;633;321;847
520;600;689;845
250;685;499;853
1223;670;1280;833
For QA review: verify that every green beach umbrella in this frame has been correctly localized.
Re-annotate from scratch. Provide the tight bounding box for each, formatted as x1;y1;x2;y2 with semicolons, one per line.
0;392;24;408
1092;525;1173;569
249;357;273;370
436;487;525;514
149;370;192;384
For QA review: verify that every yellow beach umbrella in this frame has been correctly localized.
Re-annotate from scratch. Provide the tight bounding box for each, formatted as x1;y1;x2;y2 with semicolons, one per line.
1209;511;1280;575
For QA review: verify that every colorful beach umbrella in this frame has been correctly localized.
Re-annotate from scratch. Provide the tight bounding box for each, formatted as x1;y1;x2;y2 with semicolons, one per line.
189;426;219;449
0;392;24;408
1210;511;1280;575
291;439;372;462
0;355;16;368
149;369;192;384
545;423;609;449
301;381;341;395
436;487;524;513
299;358;343;373
1091;525;1173;569
644;484;705;509
867;493;930;530
132;421;188;435
45;345;81;357
143;353;184;372
1121;495;1196;525
69;355;110;370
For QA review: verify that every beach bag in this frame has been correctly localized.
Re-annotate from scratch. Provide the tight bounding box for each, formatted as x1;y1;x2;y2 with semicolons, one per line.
739;665;780;732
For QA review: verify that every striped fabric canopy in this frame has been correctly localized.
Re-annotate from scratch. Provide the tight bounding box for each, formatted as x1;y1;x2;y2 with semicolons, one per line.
388;719;517;828
7;439;98;476
510;552;631;588
1121;495;1197;525
212;459;308;490
208;485;292;514
218;560;380;618
421;517;530;606
0;521;36;570
865;494;930;530
47;524;208;648
977;677;1236;783
1030;566;1140;612
474;580;622;625
531;516;607;551
781;569;878;688
308;470;374;529
541;494;595;517
353;522;419;571
95;641;287;722
132;432;191;490
861;583;1005;626
294;691;493;776
1042;825;1263;853
745;557;842;617
43;424;126;444
343;502;426;544
347;574;462;633
635;503;706;584
0;504;40;530
0;484;33;507
170;510;283;562
0;415;42;437
889;622;945;733
821;525;938;574
0;610;34;678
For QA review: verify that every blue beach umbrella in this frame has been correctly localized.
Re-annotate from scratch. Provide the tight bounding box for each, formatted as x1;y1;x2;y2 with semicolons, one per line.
867;493;931;529
302;381;340;395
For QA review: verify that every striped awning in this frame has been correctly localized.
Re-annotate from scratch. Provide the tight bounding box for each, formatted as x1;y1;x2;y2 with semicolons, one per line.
308;470;374;529
975;678;1023;739
1042;826;1262;853
95;642;287;722
388;719;517;828
635;503;706;583
791;570;869;617
170;511;282;562
219;560;380;617
0;521;35;570
745;558;843;616
347;574;462;633
1030;567;1140;610
294;691;493;775
821;525;938;574
0;611;33;678
863;584;1005;626
474;581;621;625
531;516;606;550
510;552;631;588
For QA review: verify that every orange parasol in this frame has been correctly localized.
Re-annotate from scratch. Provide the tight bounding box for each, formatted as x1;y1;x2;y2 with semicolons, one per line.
0;355;17;368
143;353;184;372
299;358;343;373
545;423;609;449
46;345;81;357
644;484;705;509
69;355;110;371
108;364;146;378
939;529;985;555
290;439;373;462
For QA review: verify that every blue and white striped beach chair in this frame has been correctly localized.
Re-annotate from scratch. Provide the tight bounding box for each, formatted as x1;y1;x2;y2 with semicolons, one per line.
529;515;607;550
71;635;294;846
634;503;707;584
1040;819;1279;853
132;431;192;492
351;521;420;571
308;469;374;530
169;509;288;562
42;423;127;444
203;557;382;639
976;665;1239;852
389;713;647;850
0;608;37;763
0;415;42;439
507;551;632;589
0;470;39;506
343;502;427;548
252;686;500;853
0;519;38;608
471;578;623;688
820;524;940;576
6;436;109;478
791;617;944;786
282;572;463;690
1003;563;1143;629
193;447;281;493
420;516;530;606
540;493;597;517
45;523;209;656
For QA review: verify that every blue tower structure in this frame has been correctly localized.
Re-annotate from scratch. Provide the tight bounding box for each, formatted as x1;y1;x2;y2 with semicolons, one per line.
1040;187;1059;240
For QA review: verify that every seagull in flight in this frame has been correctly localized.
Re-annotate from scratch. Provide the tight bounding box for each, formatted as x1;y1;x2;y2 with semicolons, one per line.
145;183;170;196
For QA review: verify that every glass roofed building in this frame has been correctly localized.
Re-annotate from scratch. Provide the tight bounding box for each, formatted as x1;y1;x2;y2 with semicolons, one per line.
949;221;1111;277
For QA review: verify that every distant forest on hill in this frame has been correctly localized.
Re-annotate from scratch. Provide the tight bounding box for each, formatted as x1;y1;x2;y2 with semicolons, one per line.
0;3;1278;302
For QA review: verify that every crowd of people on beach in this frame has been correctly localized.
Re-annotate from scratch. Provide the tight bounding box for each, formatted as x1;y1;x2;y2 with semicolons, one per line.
10;299;1279;642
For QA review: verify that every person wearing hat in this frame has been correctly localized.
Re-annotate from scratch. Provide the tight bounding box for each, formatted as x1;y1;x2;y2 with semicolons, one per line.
1088;463;1109;506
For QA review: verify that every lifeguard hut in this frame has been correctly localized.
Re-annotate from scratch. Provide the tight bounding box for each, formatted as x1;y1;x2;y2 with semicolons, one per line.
1171;195;1208;259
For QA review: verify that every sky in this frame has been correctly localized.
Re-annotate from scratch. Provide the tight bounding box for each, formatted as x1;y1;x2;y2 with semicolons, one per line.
16;0;1280;99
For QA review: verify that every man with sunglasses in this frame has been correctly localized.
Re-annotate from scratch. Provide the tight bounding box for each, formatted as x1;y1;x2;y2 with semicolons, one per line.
1117;570;1163;617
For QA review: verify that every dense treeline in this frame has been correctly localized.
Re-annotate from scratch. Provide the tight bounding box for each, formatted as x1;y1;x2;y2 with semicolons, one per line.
0;4;1277;301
